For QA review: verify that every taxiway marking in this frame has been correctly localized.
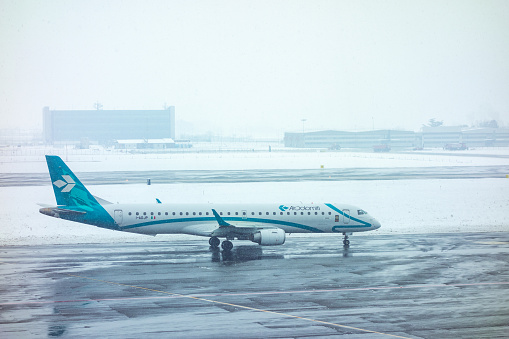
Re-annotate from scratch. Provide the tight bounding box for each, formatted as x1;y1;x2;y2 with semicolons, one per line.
64;273;413;339
2;281;508;306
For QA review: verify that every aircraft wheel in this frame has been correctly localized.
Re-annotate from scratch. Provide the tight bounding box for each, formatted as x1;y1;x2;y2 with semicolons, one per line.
343;239;350;246
209;236;220;248
221;240;233;251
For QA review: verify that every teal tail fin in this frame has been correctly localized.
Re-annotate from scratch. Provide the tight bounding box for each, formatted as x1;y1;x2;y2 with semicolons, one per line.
46;155;99;208
44;155;117;229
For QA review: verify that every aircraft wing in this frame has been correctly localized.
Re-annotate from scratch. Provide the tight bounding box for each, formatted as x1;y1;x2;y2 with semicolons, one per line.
181;209;280;238
210;209;280;238
181;223;217;237
180;221;277;238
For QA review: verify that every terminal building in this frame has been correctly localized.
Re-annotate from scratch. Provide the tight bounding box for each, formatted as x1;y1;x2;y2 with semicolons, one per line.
284;127;509;149
43;106;175;144
284;130;419;149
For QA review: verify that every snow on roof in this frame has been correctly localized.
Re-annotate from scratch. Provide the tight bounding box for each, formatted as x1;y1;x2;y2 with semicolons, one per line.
421;126;463;132
116;138;175;144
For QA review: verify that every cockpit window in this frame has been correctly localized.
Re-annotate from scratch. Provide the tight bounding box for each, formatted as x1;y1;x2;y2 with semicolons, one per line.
358;209;367;215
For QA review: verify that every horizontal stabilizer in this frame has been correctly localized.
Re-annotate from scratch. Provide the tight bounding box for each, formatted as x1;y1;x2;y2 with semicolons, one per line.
39;206;87;217
37;203;52;208
54;207;87;214
94;196;113;205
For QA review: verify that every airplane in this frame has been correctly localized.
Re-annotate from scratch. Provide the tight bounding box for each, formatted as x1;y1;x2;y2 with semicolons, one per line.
39;155;381;250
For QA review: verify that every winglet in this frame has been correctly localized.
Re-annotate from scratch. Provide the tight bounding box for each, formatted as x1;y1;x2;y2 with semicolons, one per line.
211;209;232;227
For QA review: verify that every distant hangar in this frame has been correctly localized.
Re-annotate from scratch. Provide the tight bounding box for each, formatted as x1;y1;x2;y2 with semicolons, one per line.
284;127;509;149
43;106;175;144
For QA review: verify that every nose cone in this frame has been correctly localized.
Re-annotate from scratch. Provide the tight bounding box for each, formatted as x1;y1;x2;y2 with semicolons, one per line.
372;219;381;230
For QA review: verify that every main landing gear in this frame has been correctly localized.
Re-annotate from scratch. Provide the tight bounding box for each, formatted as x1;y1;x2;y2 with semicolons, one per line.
221;240;233;251
342;233;350;247
209;236;220;248
209;236;233;251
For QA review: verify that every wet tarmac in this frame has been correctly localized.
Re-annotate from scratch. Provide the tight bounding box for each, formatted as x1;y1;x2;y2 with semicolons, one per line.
1;232;508;338
1;165;508;187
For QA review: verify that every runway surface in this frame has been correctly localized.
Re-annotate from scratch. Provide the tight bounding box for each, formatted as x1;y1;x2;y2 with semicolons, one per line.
1;165;508;186
1;232;508;338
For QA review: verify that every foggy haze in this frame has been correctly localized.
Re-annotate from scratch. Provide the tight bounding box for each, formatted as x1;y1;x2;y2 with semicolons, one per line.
1;0;508;137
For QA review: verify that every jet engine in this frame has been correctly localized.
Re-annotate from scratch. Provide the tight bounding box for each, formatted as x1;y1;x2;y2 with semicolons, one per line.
250;229;286;246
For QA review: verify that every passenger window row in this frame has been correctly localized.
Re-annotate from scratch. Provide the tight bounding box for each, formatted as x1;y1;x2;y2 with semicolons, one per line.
126;211;333;217
128;211;211;216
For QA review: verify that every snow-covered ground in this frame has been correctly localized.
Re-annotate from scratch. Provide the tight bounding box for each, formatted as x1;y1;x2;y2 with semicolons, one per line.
0;148;508;246
0;178;508;246
1;147;509;173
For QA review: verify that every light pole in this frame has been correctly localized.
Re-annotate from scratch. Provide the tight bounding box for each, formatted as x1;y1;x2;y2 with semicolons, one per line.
301;119;307;148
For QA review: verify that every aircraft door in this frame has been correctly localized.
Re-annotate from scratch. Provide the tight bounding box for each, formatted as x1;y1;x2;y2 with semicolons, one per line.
319;212;331;229
114;209;123;225
342;209;350;224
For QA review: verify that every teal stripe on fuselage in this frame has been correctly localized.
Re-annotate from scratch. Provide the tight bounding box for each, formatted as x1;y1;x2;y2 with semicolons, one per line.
121;217;215;229
121;216;324;233
325;203;372;227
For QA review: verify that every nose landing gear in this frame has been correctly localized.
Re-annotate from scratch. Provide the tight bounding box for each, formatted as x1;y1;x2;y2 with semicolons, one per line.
342;233;350;247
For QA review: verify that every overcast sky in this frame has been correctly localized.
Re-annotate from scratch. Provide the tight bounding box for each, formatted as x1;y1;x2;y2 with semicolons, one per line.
1;0;508;137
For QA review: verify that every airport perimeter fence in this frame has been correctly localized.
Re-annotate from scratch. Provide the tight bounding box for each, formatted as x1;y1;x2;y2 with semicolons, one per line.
1;144;508;167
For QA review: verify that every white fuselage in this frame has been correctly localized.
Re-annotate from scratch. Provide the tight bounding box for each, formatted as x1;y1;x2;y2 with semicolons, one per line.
103;202;381;236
